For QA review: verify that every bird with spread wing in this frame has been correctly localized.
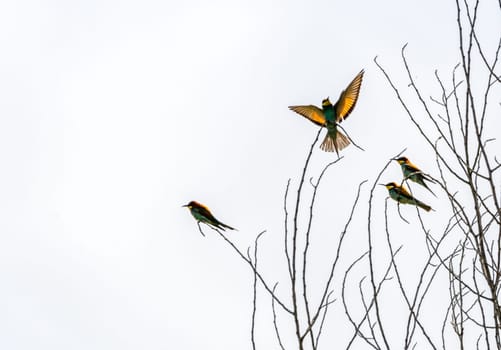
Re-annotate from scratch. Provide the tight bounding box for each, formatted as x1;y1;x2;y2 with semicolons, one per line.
288;69;364;154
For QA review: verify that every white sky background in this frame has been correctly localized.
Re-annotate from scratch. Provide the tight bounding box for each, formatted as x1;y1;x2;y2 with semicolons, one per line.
0;0;500;349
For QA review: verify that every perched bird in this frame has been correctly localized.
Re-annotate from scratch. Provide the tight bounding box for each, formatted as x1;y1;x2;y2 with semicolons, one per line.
394;156;435;195
381;182;432;212
183;201;235;231
288;69;364;154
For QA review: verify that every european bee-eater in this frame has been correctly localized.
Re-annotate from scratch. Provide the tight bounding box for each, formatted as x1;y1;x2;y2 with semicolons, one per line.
382;182;432;211
183;201;235;231
288;69;364;154
394;156;435;195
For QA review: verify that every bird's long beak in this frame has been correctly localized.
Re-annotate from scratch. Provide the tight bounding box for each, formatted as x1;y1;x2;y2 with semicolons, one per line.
378;183;386;186
182;204;188;207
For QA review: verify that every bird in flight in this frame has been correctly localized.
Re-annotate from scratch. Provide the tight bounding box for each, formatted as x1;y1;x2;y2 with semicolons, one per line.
289;69;364;155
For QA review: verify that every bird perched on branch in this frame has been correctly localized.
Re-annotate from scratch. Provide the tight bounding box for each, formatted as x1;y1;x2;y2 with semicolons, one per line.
183;201;235;231
394;156;435;196
381;182;432;212
288;69;364;155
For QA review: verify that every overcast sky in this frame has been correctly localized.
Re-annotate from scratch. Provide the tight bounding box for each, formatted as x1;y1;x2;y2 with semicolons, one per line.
0;0;500;349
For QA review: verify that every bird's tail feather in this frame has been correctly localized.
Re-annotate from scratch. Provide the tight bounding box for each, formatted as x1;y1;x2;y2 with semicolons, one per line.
421;181;436;197
423;173;436;183
217;221;236;231
410;173;436;197
416;200;432;212
320;130;350;154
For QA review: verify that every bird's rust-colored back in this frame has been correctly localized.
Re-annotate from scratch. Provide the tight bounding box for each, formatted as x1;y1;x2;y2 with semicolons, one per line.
188;201;216;219
188;200;210;212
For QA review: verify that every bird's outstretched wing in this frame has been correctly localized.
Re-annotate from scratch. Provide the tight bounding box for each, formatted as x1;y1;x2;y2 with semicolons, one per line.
288;105;326;127
335;70;364;122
